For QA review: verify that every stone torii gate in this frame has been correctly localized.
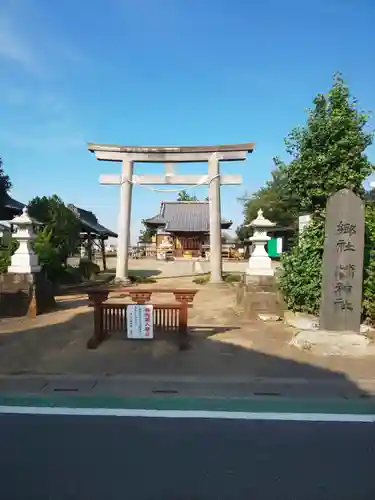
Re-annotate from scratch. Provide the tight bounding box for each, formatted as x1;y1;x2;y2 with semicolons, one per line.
88;143;255;283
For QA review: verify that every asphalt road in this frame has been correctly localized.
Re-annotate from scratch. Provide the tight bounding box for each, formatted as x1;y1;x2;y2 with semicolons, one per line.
0;414;374;500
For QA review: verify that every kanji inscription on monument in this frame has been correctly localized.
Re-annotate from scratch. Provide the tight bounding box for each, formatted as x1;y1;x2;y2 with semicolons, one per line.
320;189;365;332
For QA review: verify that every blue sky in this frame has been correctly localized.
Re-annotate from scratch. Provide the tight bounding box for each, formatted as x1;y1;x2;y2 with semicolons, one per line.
1;0;374;244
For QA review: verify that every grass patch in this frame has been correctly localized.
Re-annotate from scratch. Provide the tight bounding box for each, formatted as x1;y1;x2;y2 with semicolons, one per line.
129;275;157;284
223;273;242;283
192;274;210;285
192;273;243;285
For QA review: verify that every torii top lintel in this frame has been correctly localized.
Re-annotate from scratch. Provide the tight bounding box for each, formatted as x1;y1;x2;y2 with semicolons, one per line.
87;142;255;163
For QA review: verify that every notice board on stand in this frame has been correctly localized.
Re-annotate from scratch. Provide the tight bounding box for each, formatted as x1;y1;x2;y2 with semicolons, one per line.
126;304;154;339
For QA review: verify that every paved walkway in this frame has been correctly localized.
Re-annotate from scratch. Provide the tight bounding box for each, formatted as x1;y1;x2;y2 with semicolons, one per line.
0;278;375;398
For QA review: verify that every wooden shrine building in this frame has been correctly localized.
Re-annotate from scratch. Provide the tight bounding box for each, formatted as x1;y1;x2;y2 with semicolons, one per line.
0;194;117;269
143;201;232;258
67;205;117;269
0;194;25;221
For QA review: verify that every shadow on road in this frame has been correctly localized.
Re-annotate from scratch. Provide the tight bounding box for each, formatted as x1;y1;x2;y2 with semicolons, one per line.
0;308;372;399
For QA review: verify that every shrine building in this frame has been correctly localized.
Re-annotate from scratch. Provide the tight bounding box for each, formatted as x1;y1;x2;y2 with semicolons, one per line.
142;201;233;258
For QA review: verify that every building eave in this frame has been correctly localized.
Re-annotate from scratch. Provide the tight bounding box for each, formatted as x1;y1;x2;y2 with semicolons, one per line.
68;204;118;238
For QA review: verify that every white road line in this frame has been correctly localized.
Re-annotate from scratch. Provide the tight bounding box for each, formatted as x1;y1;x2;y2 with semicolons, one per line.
0;406;374;422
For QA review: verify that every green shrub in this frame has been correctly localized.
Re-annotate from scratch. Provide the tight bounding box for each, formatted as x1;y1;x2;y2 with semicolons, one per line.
223;273;242;283
32;228;62;283
33;229;100;284
129;275;157;284
0;239;18;274
363;204;375;323
58;265;83;284
192;274;210;285
279;207;375;324
192;273;242;285
278;216;325;315
78;260;100;280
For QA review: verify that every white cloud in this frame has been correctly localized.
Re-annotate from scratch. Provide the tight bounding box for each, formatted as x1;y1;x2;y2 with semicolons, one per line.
0;85;86;154
0;130;85;152
0;0;85;76
0;1;87;155
0;11;41;74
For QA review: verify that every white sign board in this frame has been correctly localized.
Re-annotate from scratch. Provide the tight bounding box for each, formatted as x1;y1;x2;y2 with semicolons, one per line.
126;305;154;339
298;214;312;234
276;237;283;254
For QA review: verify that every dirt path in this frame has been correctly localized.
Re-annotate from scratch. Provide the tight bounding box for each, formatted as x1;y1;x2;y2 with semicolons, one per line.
0;279;374;386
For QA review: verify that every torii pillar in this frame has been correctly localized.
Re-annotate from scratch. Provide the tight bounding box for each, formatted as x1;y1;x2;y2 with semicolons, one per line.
88;143;255;284
208;153;222;282
117;156;133;281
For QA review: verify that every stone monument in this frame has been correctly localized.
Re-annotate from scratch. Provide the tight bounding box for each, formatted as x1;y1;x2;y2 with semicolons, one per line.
320;189;365;332
237;209;284;320
0;207;55;318
247;209;275;276
8;208;41;274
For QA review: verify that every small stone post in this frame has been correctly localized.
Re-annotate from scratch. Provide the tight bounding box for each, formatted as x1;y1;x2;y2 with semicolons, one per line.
247;209;275;276
8;207;41;274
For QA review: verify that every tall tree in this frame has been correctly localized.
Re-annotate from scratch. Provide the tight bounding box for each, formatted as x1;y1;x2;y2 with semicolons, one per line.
278;73;374;315
0;158;12;208
277;73;373;213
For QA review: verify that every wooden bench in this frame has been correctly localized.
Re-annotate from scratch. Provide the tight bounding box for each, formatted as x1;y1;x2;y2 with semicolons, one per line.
86;288;198;350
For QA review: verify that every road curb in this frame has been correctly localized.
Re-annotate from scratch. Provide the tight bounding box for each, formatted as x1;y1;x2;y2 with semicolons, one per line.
1;374;375;398
1;393;375;416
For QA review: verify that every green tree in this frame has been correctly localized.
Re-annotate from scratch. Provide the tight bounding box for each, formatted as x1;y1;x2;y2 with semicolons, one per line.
279;73;374;315
0;157;12;208
364;188;375;205
363;203;375;322
139;226;157;243
0;158;14;273
28;195;81;266
236;166;299;241
278;73;373;213
177;190;198;201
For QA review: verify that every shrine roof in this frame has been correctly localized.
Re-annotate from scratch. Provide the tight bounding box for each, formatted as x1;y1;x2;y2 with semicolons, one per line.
68;205;117;238
143;201;232;232
0;195;117;238
4;194;25;212
0;194;26;220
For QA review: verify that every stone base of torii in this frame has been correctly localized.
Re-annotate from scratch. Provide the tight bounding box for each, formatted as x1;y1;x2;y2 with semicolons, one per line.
88;143;255;283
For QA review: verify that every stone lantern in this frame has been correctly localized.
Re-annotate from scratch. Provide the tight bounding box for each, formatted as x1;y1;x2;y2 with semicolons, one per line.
247;209;275;276
8;207;41;274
